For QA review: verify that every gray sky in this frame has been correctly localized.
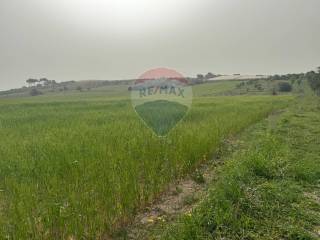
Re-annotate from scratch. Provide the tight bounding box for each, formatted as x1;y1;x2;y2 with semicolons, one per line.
0;0;319;90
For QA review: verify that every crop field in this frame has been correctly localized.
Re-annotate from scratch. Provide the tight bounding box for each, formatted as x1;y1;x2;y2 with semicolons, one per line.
160;96;320;240
0;82;292;239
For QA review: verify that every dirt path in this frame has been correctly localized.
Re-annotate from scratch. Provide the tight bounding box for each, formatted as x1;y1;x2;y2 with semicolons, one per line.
111;137;239;240
111;110;286;240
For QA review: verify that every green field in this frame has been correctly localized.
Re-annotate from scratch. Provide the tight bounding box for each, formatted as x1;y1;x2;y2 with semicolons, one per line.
0;81;293;239
160;96;320;240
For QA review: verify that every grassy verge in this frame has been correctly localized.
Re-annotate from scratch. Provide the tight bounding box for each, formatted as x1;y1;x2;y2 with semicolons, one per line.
161;96;320;240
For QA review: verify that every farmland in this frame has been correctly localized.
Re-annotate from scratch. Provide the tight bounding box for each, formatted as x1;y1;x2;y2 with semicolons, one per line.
1;0;319;239
160;95;320;240
0;81;293;239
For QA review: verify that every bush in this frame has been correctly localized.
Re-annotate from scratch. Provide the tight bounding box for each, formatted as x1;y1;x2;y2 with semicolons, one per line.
278;82;292;92
30;88;43;96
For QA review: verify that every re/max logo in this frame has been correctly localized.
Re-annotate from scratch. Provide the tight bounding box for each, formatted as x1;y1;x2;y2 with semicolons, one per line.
139;86;185;98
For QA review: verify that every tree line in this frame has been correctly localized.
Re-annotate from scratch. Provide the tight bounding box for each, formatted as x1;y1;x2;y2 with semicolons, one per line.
306;67;320;95
26;78;57;88
267;67;320;95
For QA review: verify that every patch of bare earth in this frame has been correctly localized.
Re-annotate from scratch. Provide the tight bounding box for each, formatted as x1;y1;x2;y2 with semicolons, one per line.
108;111;288;240
124;171;214;239
110;137;239;240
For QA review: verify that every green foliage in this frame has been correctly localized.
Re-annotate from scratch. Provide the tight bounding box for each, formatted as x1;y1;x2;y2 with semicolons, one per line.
268;73;305;81
306;70;320;95
278;82;292;92
30;88;43;96
161;97;320;240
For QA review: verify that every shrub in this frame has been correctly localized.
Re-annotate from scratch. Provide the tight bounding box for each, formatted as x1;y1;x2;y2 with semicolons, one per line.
30;88;43;96
76;86;83;91
278;82;292;92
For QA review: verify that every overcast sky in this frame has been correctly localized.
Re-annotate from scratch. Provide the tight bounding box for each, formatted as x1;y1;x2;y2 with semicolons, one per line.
0;0;319;90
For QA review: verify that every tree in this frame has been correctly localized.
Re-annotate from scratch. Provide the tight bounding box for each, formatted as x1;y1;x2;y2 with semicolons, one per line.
50;80;57;89
26;78;38;87
272;88;277;95
197;74;204;80
205;72;215;79
278;82;292;92
76;86;83;92
26;79;31;86
306;70;320;95
39;78;49;86
189;74;206;85
43;80;57;89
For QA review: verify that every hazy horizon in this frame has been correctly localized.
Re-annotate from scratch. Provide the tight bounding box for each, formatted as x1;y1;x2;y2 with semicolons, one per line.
1;0;320;91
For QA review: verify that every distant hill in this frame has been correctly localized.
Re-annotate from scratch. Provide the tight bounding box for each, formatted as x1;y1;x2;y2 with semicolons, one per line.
0;75;271;98
0;79;134;98
208;74;269;81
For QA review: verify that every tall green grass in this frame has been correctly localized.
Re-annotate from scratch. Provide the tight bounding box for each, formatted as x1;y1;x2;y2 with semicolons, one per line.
161;97;320;240
0;94;291;239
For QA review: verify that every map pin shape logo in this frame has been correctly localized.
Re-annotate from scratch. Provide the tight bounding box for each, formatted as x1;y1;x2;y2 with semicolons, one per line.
131;68;193;136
